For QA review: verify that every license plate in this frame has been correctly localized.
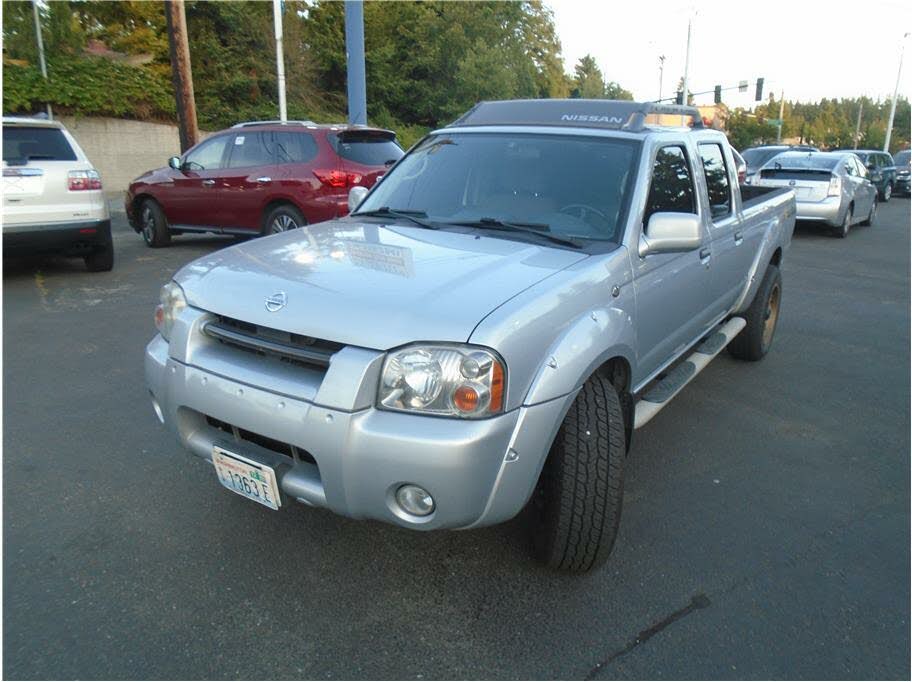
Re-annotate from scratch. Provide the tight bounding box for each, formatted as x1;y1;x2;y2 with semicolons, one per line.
212;446;281;510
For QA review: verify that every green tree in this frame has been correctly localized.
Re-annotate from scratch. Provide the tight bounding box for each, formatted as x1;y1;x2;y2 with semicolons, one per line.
572;54;605;99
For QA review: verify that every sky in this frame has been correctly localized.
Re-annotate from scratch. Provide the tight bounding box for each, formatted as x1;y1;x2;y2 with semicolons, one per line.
548;0;911;108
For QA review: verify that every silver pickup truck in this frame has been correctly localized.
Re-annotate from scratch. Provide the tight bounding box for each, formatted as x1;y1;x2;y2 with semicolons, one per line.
146;100;795;572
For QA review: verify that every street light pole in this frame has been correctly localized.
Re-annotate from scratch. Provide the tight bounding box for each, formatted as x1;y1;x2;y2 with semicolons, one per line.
344;0;367;126
853;100;863;150
776;90;785;143
658;55;666;102
884;32;909;153
272;0;287;122
31;0;51;119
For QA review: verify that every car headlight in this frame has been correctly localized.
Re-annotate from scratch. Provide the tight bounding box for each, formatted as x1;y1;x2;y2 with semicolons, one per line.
378;344;505;418
154;281;187;341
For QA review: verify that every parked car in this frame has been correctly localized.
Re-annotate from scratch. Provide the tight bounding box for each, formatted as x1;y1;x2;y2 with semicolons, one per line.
741;144;819;183
2;116;113;271
126;120;404;246
730;146;747;183
835;149;896;201
892;149;910;196
145;99;795;572
753;151;877;237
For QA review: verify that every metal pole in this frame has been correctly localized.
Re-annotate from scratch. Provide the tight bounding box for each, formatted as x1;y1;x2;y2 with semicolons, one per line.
884;32;909;153
658;55;665;102
344;1;367;125
273;0;287;122
681;16;692;125
31;0;51;119
164;0;199;152
776;90;785;143
853;100;864;149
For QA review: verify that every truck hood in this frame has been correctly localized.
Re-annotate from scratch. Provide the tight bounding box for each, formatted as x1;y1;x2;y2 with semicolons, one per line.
174;219;588;349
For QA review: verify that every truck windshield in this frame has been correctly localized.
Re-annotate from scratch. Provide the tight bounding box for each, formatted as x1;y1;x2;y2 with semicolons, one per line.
357;132;640;242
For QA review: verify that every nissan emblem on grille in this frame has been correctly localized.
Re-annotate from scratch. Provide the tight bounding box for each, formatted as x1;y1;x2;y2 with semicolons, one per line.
265;292;287;312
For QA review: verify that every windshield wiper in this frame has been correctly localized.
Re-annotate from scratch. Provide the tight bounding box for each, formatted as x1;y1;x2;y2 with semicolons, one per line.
442;217;583;248
352;206;439;230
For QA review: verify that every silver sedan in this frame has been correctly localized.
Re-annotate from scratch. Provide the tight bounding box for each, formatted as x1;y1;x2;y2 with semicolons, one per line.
754;151;877;237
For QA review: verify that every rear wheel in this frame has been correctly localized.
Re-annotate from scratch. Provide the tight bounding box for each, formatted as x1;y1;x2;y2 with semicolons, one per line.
833;205;851;238
861;199;877;226
140;199;171;247
84;227;114;272
728;264;782;361
531;373;625;573
263;204;306;235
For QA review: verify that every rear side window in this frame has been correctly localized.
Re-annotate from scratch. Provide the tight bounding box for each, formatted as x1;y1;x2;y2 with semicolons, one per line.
184;135;230;170
644;145;696;224
335;133;403;166
227;132;274;168
273;131;318;164
698;143;732;219
2;126;76;163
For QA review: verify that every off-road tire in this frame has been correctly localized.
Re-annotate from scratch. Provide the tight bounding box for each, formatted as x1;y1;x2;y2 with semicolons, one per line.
84;227;114;272
140;199;171;248
263;204;306;235
532;373;625;573
728;264;782;361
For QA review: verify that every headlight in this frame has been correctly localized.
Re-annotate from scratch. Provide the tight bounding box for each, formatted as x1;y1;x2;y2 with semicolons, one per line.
378;344;505;418
154;281;187;341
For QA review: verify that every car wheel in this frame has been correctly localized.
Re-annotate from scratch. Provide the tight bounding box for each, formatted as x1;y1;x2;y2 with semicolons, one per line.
84;227;114;272
833;206;851;238
531;373;625;573
861;199;877;226
728;264;782;361
880;183;892;202
140;200;171;248
263;205;306;235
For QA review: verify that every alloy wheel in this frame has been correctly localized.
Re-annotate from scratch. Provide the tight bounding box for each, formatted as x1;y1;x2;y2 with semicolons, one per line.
270;213;298;233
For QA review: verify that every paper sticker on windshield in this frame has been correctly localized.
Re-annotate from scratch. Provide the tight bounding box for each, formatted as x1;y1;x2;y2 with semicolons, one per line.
235;136;245;145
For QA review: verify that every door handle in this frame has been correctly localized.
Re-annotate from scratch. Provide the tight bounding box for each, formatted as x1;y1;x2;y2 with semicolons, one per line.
256;177;271;183
734;230;743;245
202;179;215;186
699;247;711;260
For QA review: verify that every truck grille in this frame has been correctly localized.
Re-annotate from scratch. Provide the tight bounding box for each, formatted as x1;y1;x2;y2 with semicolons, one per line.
205;414;317;465
202;315;343;370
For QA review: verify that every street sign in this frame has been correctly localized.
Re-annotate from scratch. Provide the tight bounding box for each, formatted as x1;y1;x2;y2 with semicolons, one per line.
739;80;748;93
766;118;782;126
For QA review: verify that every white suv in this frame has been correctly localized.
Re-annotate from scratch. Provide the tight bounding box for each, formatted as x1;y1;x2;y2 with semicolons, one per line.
2;116;113;271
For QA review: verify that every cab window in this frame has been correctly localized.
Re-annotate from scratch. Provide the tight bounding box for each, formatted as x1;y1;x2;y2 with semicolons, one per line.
697;143;732;219
644;145;696;225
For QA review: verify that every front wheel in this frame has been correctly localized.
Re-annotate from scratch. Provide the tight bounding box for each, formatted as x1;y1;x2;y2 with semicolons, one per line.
531;373;625;573
728;264;782;361
880;183;892;202
140;200;171;248
861;199;877;226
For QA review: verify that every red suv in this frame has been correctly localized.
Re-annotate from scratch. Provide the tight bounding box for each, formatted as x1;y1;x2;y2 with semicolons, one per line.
125;120;404;246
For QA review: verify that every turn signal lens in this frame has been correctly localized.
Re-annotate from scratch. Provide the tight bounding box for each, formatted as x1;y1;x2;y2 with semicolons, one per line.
453;385;479;412
827;176;842;197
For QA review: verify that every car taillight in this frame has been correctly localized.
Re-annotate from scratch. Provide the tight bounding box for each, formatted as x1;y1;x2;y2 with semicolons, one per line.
68;170;102;191
827;176;841;197
313;169;362;188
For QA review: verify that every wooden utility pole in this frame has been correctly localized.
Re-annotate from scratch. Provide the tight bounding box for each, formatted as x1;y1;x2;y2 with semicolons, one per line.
164;0;199;152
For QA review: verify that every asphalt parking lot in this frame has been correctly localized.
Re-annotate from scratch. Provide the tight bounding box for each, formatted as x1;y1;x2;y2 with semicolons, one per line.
3;202;910;679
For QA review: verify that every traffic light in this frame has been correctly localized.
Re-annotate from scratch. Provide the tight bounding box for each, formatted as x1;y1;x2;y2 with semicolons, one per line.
675;90;684;105
755;77;764;102
714;85;722;104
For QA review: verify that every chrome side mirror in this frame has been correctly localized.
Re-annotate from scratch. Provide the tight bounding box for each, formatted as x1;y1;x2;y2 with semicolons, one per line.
348;186;369;213
638;212;702;257
168;156;182;171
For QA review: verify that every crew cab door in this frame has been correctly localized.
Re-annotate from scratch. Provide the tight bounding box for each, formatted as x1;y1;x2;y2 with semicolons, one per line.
632;144;715;379
696;141;754;317
167;134;232;228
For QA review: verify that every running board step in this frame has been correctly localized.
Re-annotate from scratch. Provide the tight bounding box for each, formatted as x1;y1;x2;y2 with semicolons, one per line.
633;317;747;430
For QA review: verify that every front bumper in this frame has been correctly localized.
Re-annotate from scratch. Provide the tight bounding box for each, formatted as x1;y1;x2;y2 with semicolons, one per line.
146;330;574;530
795;197;843;226
2;219;112;255
895;176;910;194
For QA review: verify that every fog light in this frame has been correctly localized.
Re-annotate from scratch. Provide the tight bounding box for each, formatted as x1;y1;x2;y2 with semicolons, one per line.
396;484;435;516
